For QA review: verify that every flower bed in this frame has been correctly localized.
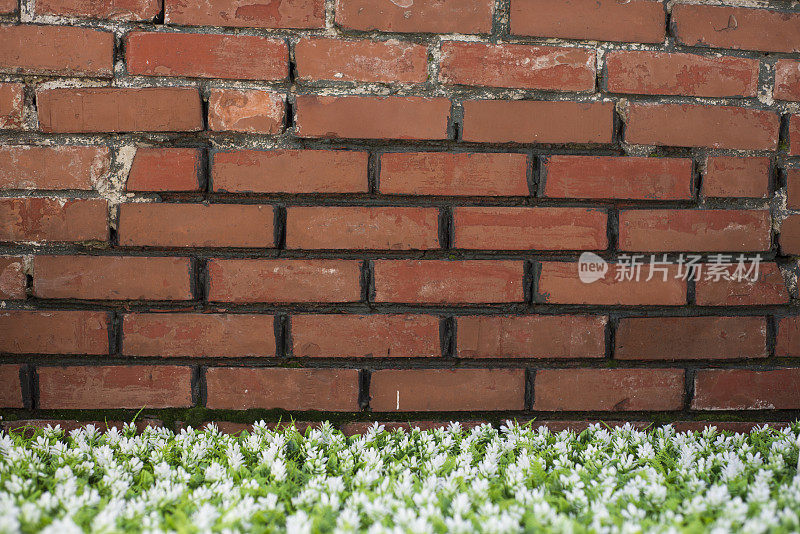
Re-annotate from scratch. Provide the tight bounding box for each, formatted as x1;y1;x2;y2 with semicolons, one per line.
1;421;800;533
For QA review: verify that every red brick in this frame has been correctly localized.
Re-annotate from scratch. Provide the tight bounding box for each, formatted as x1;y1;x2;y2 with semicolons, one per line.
38;365;193;409
693;369;800;410
440;42;595;91
703;157;770;199
36;0;160;20
538;262;686;306
0;364;22;408
295;95;450;140
695;262;789;306
291;314;440;358
775;59;800;101
787;169;800;209
0;310;110;354
510;0;664;43
542;155;693;200
625;103;779;150
616;317;767;360
208;259;361;303
165;0;324;29
776;316;800;357
780;214;800;255
213;150;367;194
126;148;200;192
453;207;606;250
0;256;24;299
206;367;359;410
37;87;203;133
208;89;284;134
335;0;493;34
0;146;110;190
295;38;428;84
619;210;771;252
0;25;112;76
0;198;108;243
379;152;529;196
370;369;525;411
286;206;439;250
534;369;685;411
126;32;287;81
673;4;800;53
457;315;607;359
373;260;524;304
33;256;192;301
0;0;16;13
792;115;800;156
606;51;758;98
0;83;23;129
462;100;613;144
118;203;274;248
123;313;275;357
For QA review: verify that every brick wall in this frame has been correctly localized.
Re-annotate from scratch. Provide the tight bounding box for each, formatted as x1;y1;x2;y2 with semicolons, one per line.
1;0;800;431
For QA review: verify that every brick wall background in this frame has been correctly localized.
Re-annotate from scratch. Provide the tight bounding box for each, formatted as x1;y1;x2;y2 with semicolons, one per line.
1;0;800;433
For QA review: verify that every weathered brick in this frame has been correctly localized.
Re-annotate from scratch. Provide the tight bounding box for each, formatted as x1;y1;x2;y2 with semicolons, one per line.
126;32;288;80
462;100;614;144
0;0;16;13
165;0;325;29
379;152;529;196
541;155;693;200
703;157;770;199
775;316;800;357
0;146;110;190
615;317;767;360
126;148;200;192
373;260;524;304
208;259;361;303
0;83;23;129
0;364;23;408
0;24;113;76
456;315;607;358
36;0;160;20
534;369;685;411
335;0;493;34
291;314;440;358
123;313;275;357
693;369;800;410
206;367;360;410
0;198;108;243
695;262;789;306
370;369;525;411
33;256;192;301
787;169;800;209
118;203;274;248
440;42;595;91
780;214;800;255
775;59;800;101
286;206;439;250
0;256;24;299
0;310;110;354
208;89;285;134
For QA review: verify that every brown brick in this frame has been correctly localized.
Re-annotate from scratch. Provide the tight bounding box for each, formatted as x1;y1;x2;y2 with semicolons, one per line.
453;207;606;250
0;364;23;408
0;198;108;243
703;157;770;199
0;146;110;190
775;59;800;101
126;148;200;192
123;313;275;357
165;0;325;29
208;89;285;134
291;314;440;358
606;51;758;97
510;0;664;43
616;317;767;360
619;210;772;252
625;103;779;150
379;152;529;196
38;365;193;409
781;214;800;255
295;38;428;83
213;150;368;194
695;262;789;306
538;262;686;306
33;256;192;300
542;155;693;200
534;369;685;411
286;206;439;250
370;369;525;411
0;83;23;129
208;259;361;303
787;169;800;209
0;24;113;76
0;0;16;13
775;316;800;357
335;0;493;34
36;0;160;20
126;32;287;80
37;87;203;133
374;260;524;304
462;100;614;144
118;203;274;248
0;310;110;354
693;369;800;410
457;315;607;359
440;42;595;91
206;367;360;410
0;256;24;299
